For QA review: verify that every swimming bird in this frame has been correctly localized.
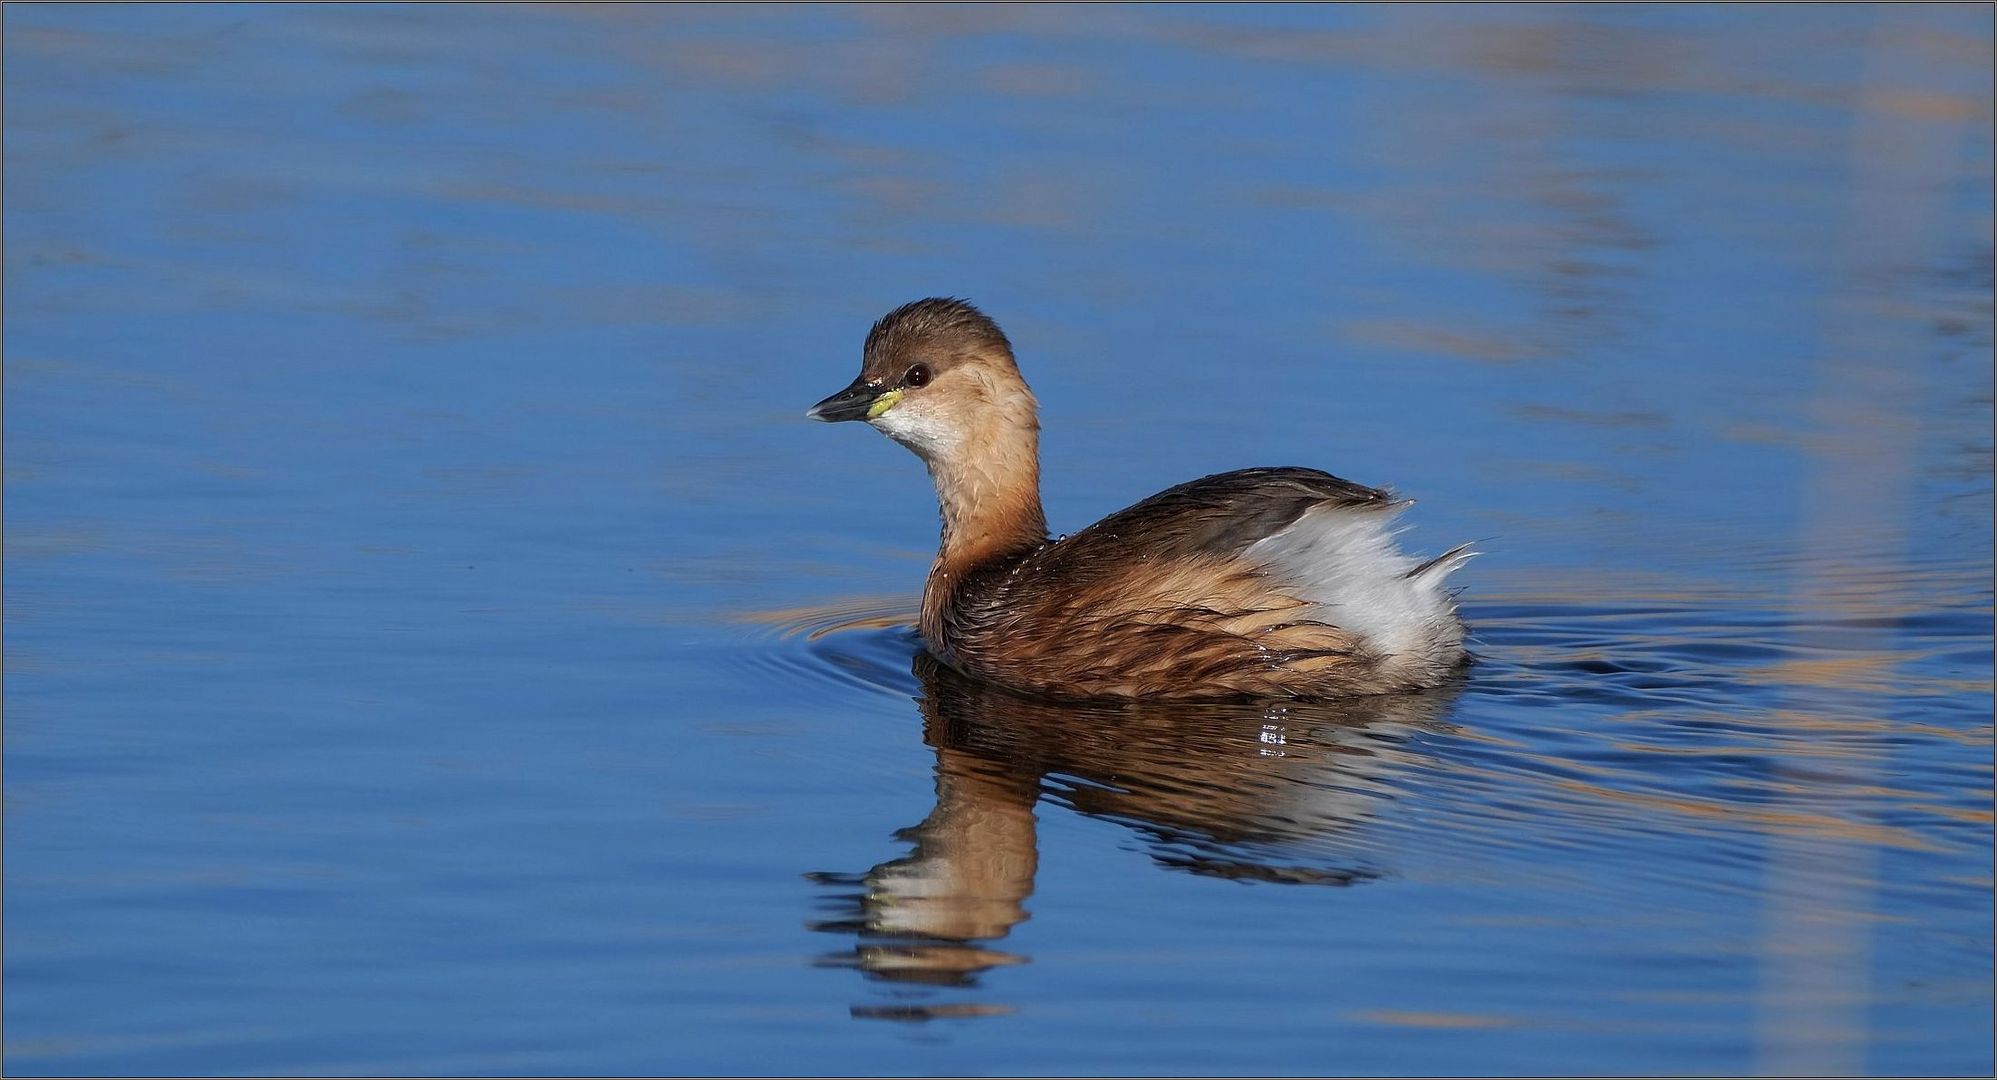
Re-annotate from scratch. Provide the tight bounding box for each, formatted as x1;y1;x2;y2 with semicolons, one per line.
808;298;1473;701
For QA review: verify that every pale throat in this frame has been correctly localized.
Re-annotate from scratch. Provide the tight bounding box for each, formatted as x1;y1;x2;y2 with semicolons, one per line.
922;416;1047;569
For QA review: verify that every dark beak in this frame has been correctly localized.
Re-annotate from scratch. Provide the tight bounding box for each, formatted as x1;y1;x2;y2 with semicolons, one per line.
807;377;878;423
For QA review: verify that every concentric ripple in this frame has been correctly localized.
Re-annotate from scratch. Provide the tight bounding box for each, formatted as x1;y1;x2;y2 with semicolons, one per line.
762;575;1992;915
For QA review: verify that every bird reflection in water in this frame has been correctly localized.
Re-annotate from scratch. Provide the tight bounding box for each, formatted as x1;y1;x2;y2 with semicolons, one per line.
809;653;1461;1022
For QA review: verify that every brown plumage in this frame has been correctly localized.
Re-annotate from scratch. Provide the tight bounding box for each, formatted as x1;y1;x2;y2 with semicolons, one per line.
809;298;1473;701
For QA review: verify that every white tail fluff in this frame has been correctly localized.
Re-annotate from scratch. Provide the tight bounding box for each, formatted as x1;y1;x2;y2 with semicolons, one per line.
1244;504;1470;670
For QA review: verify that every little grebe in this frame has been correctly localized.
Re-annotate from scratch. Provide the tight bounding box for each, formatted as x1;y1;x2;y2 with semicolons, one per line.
809;298;1473;701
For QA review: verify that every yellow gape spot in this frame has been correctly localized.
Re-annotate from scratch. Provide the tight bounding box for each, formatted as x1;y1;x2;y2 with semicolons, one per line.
866;388;904;419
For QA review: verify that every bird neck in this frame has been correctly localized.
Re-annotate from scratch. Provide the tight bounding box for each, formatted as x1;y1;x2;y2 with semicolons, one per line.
928;420;1048;573
919;413;1047;649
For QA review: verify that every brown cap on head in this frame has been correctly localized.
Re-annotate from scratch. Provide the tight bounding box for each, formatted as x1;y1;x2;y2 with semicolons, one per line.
809;297;1029;425
861;297;1015;383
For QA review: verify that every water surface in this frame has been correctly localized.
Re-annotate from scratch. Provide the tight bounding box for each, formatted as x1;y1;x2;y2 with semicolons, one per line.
5;4;1992;1075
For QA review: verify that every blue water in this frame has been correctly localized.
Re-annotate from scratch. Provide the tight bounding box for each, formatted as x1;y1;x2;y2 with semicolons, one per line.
5;4;1991;1075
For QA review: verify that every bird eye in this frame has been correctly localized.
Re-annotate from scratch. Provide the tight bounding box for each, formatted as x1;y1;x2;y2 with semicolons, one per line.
904;363;931;388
